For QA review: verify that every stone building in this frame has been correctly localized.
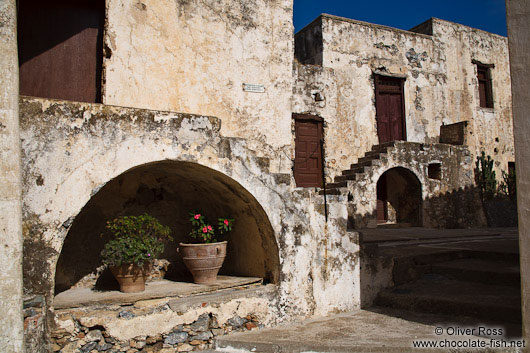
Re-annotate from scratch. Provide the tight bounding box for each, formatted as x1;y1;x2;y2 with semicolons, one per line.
1;0;515;351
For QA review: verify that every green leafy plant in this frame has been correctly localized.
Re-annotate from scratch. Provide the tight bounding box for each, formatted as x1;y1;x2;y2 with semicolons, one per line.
500;167;517;201
101;214;172;267
475;151;497;201
188;211;234;244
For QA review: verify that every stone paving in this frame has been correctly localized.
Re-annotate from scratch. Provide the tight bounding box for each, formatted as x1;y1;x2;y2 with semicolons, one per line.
212;228;523;353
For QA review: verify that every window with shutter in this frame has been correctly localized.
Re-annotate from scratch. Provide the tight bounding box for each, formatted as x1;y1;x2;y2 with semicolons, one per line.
474;62;494;109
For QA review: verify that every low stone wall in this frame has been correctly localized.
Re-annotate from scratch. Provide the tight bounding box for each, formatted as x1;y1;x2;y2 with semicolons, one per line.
52;285;276;352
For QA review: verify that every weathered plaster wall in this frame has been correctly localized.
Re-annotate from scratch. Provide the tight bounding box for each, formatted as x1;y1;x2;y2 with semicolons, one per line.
343;142;484;229
20;97;361;349
432;18;514;179
0;0;24;351
103;0;294;158
506;0;530;347
293;15;514;183
319;15;438;177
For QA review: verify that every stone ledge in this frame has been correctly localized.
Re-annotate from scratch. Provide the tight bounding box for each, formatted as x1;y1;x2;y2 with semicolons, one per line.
54;276;263;309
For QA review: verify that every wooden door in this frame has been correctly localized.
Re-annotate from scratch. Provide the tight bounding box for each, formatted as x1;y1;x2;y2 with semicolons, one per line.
377;173;388;223
375;75;406;143
294;116;323;187
18;0;104;103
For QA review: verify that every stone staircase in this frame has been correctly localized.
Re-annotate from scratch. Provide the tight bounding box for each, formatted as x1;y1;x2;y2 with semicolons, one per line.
321;141;396;195
373;241;522;336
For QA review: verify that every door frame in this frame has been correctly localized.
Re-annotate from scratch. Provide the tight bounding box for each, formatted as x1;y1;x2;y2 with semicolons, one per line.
293;113;324;188
374;73;407;143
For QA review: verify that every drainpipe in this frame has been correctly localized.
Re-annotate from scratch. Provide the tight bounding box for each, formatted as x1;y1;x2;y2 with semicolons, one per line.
320;136;328;222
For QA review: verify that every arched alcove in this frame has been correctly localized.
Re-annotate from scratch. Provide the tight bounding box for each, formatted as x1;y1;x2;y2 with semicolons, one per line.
376;167;422;226
54;161;280;294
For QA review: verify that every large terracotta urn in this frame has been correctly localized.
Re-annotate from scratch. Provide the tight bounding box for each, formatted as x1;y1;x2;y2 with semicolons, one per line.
110;262;151;293
179;241;227;284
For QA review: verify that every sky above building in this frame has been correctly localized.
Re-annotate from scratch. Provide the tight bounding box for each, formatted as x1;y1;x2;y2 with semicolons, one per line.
293;0;507;36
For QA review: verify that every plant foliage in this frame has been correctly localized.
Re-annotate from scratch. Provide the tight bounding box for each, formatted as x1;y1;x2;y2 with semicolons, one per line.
188;211;234;244
500;167;517;201
475;151;497;201
101;214;172;267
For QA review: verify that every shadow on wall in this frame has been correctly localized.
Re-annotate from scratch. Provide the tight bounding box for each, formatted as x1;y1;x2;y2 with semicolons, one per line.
349;184;517;230
54;161;280;294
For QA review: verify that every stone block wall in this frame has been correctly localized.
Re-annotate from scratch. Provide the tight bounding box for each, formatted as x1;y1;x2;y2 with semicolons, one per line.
293;15;514;183
103;0;294;158
52;286;276;352
19;97;361;351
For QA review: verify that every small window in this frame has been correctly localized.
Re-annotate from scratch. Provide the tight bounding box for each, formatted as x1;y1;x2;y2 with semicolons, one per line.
428;163;442;180
475;63;494;108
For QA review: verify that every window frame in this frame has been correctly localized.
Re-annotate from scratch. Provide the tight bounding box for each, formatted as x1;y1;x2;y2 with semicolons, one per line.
473;60;494;109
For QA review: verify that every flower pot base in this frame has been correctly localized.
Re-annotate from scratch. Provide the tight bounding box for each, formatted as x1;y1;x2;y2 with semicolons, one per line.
110;263;150;293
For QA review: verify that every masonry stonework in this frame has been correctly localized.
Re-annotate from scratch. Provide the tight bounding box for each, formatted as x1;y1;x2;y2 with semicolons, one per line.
20;97;359;351
294;15;514;182
1;1;519;351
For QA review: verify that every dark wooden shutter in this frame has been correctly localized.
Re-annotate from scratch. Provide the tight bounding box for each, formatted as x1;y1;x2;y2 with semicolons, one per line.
477;65;494;108
375;75;406;143
18;0;104;103
294;115;323;188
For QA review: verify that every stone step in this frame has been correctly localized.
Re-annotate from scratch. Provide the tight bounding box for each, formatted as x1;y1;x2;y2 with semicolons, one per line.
358;156;378;164
342;166;366;175
365;150;388;159
431;258;520;287
375;274;522;324
372;141;396;151
350;160;372;169
334;174;357;183
326;181;347;189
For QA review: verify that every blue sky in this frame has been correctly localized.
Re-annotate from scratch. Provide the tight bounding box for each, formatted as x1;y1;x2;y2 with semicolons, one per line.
293;0;507;36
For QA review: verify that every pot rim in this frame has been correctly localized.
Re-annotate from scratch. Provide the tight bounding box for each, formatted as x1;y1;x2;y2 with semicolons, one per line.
179;241;227;247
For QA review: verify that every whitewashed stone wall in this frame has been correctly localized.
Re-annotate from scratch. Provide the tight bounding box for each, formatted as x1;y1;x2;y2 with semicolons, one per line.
20;97;361;350
294;15;514;182
104;0;294;160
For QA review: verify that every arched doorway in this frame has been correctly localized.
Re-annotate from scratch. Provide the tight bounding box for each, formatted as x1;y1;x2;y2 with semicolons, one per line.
54;161;280;294
376;167;422;226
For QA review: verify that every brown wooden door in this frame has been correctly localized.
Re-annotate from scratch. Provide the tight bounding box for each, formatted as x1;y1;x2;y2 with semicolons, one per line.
375;75;406;143
18;0;104;103
294;116;323;187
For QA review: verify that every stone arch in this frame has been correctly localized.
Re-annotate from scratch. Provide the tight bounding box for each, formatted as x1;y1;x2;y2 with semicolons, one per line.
54;160;280;294
376;167;423;226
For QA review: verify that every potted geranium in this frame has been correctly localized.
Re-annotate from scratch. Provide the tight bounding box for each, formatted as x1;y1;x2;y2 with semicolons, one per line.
179;212;234;284
101;214;172;293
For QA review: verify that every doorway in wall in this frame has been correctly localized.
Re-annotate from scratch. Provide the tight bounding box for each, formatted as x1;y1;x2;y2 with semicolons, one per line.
376;167;422;226
293;114;324;188
18;0;104;103
375;74;406;143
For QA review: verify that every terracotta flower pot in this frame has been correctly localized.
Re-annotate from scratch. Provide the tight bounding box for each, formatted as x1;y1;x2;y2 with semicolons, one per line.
110;262;151;293
179;241;227;284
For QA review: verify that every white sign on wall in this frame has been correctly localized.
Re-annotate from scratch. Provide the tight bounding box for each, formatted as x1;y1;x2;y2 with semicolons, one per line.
242;83;266;93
